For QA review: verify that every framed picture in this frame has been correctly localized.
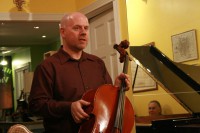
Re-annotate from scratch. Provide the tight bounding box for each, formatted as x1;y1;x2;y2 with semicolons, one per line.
131;60;157;93
172;29;198;62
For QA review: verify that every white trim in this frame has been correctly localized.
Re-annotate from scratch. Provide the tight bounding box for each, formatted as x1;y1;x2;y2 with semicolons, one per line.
79;0;121;45
14;62;30;70
0;12;63;21
79;0;122;74
113;0;121;44
113;0;123;73
79;0;114;17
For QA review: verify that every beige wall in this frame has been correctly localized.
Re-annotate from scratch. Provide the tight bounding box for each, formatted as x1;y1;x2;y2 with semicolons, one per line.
126;0;200;116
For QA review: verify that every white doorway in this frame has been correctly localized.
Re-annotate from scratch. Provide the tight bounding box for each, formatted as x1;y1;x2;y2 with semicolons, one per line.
89;8;118;81
15;63;30;99
81;0;122;82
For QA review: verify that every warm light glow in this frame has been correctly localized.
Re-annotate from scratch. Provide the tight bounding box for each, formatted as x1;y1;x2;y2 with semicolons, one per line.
0;60;8;66
42;35;46;38
2;50;11;54
147;68;151;73
135;60;140;65
34;26;39;29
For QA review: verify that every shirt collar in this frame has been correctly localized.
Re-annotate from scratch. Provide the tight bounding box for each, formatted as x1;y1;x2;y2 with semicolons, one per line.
57;46;95;64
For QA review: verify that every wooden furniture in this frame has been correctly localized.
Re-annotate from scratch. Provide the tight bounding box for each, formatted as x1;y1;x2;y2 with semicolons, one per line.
7;124;32;133
135;114;192;124
130;45;200;133
0;121;44;133
135;114;200;133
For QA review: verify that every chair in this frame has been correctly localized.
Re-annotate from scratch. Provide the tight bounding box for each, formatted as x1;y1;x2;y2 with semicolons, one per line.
7;124;32;133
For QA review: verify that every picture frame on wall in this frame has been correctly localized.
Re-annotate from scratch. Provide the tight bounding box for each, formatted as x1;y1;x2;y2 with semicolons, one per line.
171;29;198;62
131;61;157;93
131;42;157;93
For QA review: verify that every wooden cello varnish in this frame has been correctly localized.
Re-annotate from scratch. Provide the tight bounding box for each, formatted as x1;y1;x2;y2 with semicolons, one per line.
79;40;134;133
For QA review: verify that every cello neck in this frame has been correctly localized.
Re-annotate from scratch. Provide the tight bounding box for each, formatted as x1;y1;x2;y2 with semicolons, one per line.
113;40;130;132
123;54;129;74
121;54;129;91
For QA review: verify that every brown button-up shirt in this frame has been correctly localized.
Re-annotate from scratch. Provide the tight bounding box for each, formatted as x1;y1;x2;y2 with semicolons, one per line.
28;47;113;133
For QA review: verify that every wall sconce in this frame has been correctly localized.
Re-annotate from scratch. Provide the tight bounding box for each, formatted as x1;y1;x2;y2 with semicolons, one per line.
13;0;25;11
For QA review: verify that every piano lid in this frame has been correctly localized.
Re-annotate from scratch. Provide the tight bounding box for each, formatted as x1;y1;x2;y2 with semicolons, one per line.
130;45;200;114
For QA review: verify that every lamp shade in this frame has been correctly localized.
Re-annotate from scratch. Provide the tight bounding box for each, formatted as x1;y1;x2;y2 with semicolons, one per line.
0;84;13;109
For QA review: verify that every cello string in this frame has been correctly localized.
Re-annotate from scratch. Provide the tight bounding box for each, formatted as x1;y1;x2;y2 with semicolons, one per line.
132;90;200;97
114;80;127;130
119;89;124;132
119;85;126;131
113;52;128;131
114;87;123;128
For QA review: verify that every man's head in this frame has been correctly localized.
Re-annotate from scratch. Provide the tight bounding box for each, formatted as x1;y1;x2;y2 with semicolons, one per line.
148;100;162;116
60;12;89;53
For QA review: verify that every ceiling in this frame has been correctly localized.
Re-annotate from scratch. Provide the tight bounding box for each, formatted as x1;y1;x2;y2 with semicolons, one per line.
0;21;60;56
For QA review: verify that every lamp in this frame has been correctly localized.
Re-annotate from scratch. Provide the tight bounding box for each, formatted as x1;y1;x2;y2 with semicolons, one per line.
0;59;7;66
13;0;25;11
0;55;8;66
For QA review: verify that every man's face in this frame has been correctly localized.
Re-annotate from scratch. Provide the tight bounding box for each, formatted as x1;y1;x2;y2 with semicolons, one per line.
61;15;89;52
148;102;161;116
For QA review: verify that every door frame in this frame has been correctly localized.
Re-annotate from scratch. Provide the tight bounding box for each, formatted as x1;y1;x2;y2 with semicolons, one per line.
14;62;30;108
79;0;122;74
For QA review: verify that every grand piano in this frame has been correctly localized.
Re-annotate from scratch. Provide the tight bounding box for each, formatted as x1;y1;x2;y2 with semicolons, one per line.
130;44;200;133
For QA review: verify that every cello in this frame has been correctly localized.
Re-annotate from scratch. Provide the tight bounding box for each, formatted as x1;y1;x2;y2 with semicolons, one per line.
79;40;134;133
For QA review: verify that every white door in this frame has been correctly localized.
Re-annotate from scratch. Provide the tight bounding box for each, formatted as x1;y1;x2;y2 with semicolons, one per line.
87;8;119;81
15;64;29;99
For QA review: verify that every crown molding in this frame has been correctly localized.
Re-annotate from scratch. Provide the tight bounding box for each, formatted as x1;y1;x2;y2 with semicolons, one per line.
0;13;64;21
79;0;114;19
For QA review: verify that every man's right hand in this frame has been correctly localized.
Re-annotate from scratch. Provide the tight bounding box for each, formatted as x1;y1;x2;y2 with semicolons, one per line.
71;99;90;123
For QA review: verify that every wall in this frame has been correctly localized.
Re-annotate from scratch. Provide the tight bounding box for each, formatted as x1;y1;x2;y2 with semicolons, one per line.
0;0;76;13
75;0;96;10
126;0;200;116
30;44;54;71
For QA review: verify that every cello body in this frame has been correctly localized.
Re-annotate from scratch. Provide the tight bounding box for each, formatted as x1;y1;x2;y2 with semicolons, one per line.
78;84;134;133
79;40;134;133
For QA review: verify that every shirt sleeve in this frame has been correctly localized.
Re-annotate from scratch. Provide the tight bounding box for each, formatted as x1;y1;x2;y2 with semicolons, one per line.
28;63;71;119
